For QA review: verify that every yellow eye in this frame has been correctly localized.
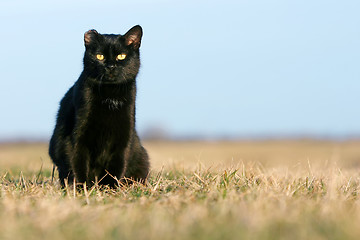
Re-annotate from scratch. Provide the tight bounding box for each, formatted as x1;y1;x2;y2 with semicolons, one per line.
116;54;126;61
96;54;104;60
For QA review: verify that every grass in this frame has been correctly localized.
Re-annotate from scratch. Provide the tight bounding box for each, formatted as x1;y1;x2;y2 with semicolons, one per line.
1;140;360;239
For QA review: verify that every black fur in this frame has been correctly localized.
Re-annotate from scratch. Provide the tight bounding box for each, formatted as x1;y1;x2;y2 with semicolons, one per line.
49;25;149;187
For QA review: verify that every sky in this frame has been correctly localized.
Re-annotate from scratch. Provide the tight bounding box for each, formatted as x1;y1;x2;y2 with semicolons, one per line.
0;0;359;140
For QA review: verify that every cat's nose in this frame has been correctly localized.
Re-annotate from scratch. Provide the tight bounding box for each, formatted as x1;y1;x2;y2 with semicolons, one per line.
107;65;116;71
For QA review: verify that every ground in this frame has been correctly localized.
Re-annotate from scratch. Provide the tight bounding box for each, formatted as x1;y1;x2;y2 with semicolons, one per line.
0;140;360;240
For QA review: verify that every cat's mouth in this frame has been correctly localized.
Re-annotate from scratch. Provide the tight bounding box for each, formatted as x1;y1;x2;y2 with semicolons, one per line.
98;73;121;84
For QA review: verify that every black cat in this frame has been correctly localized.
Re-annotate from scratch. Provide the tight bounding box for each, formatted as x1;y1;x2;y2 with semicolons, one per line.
49;25;149;187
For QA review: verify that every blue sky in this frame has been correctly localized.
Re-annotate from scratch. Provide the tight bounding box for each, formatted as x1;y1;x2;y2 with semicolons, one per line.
1;0;359;140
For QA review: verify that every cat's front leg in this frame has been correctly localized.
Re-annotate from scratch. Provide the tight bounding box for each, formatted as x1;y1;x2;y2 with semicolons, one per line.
103;153;127;186
71;146;90;185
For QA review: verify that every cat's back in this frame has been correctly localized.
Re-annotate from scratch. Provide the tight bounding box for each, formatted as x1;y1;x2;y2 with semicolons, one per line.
50;86;76;144
48;85;75;161
57;86;75;122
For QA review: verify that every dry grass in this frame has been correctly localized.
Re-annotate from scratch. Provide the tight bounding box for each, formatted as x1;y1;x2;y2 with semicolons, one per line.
1;140;360;240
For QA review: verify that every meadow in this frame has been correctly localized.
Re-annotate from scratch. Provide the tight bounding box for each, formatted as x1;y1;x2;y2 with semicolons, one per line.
0;140;360;240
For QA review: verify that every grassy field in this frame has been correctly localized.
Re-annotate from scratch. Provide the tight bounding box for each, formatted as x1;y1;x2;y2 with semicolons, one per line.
1;140;360;239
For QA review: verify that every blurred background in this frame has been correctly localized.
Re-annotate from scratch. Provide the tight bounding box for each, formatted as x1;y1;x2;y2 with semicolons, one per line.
1;0;359;141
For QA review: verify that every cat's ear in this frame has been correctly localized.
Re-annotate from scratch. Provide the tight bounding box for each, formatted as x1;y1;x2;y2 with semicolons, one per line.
123;25;143;49
84;29;99;47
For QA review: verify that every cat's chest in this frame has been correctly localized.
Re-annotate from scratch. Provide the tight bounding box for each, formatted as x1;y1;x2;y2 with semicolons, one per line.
78;98;131;131
75;85;133;138
101;98;125;110
87;100;130;125
76;103;132;149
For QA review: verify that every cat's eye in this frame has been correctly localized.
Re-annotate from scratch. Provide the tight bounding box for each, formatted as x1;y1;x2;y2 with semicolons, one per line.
96;54;104;61
116;54;127;61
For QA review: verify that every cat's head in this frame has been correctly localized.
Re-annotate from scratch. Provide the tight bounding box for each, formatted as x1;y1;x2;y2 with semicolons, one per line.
83;25;142;84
